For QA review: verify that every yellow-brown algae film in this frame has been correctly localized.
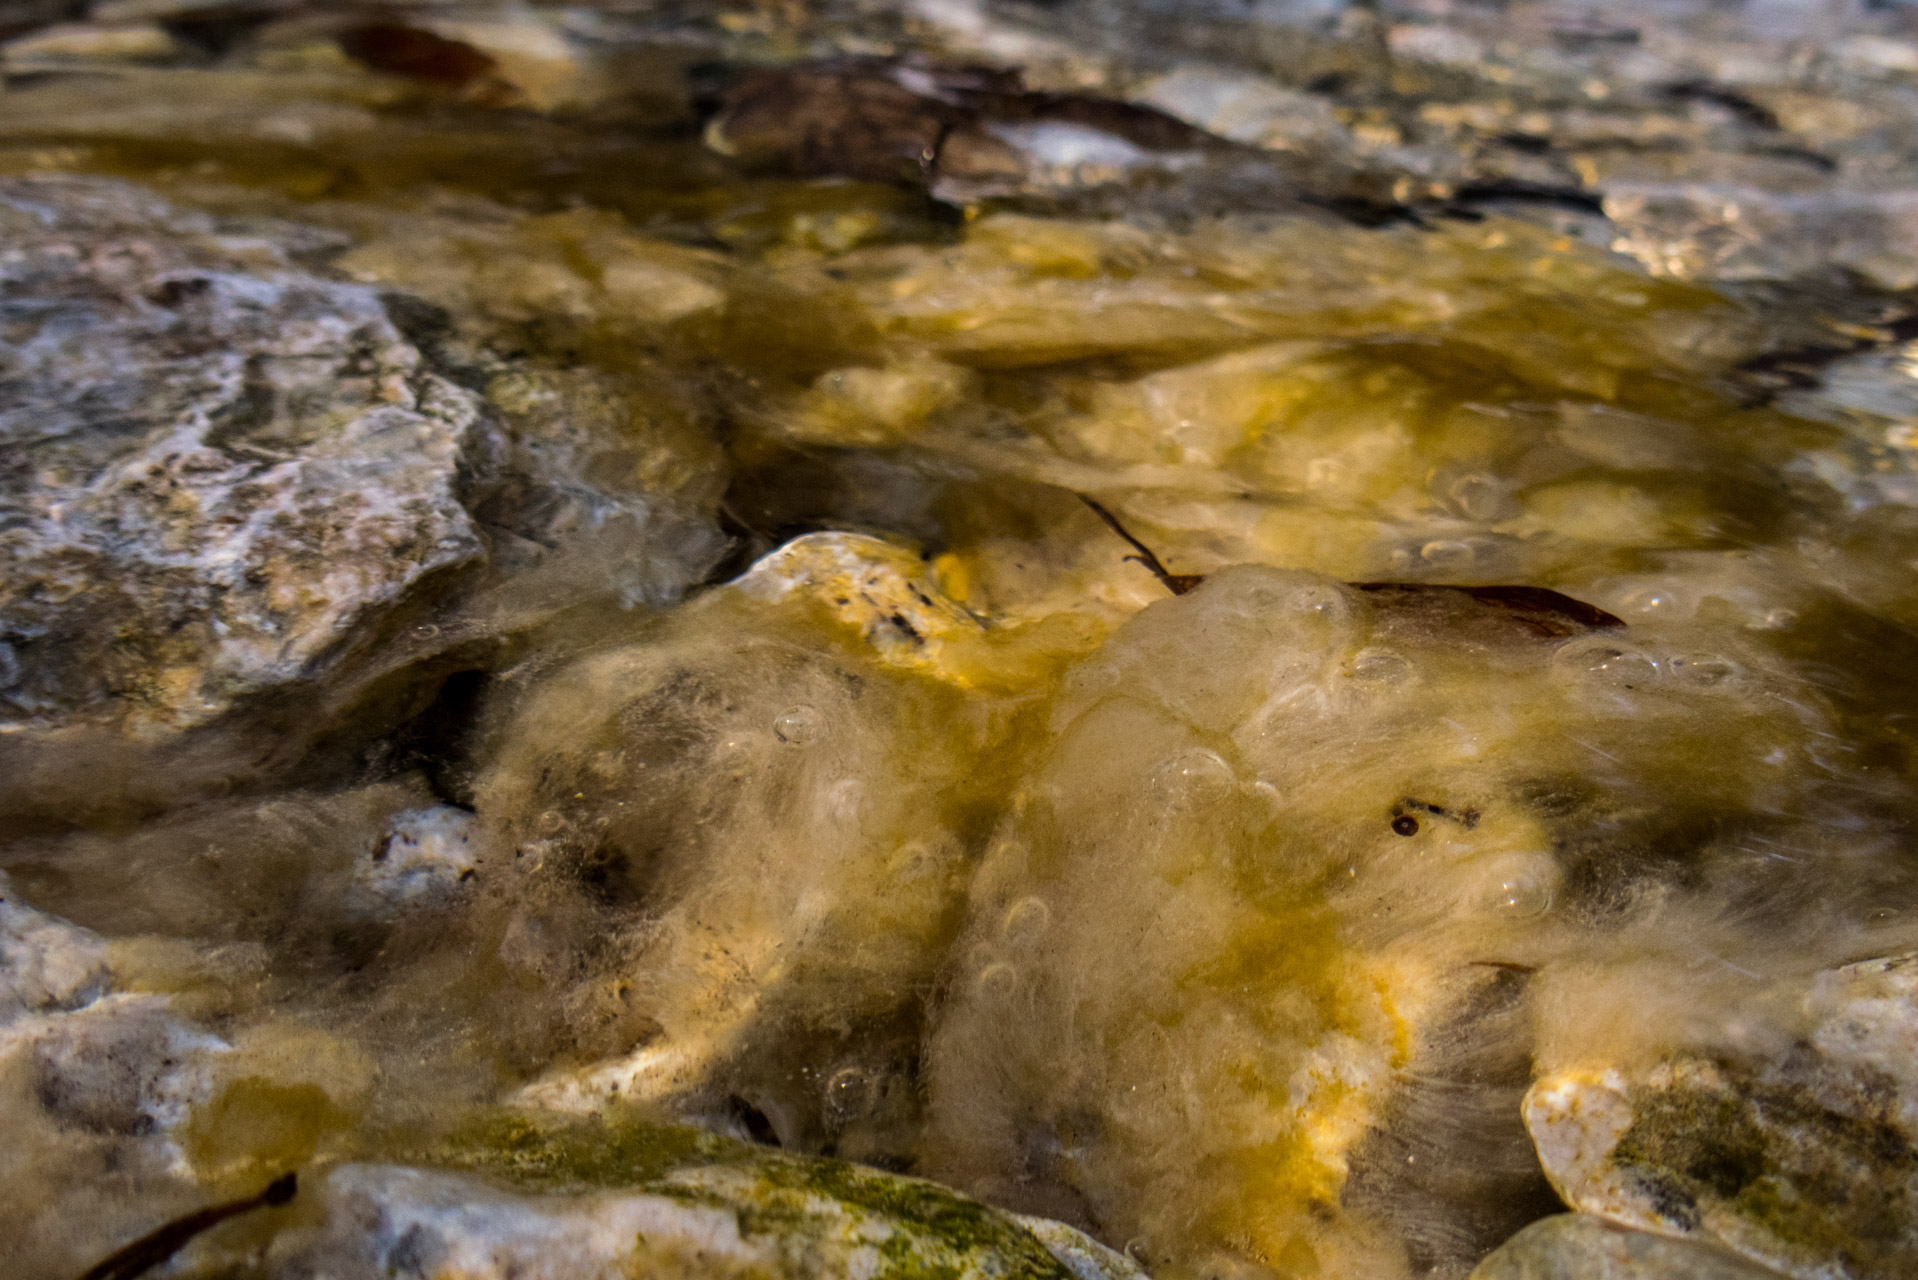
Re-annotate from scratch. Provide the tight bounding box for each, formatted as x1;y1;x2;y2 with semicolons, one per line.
2;36;1918;1280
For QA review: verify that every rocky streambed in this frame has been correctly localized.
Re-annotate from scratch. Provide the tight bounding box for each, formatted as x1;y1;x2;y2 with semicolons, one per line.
5;2;1918;1278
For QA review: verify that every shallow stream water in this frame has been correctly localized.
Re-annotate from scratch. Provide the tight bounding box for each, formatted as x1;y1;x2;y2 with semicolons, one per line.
4;3;1918;1279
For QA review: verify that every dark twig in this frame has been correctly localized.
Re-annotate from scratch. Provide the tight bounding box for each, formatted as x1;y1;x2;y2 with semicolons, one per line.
77;1172;298;1280
1077;494;1204;595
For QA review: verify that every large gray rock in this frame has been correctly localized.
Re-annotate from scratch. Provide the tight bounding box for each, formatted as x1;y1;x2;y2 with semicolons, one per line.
0;175;728;822
0;174;495;739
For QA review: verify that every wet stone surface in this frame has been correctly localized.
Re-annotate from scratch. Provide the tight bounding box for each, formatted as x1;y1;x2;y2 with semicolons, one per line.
5;2;1918;1280
0;174;493;737
1525;954;1918;1280
1468;1214;1789;1280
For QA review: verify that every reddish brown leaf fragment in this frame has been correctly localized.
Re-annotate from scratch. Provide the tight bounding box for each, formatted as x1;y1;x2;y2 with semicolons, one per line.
339;24;498;88
1351;582;1624;638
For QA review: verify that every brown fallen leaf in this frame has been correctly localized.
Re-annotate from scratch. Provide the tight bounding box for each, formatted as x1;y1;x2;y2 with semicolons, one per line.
1078;494;1623;637
705;61;964;184
339;22;499;89
1349;582;1625;638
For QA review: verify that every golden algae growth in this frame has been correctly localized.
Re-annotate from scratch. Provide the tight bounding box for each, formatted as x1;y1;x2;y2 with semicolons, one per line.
5;4;1918;1280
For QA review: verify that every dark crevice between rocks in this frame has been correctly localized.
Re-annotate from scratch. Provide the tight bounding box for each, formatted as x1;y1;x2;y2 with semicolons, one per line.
161;10;279;60
380;667;494;810
1343;964;1566;1277
1442;181;1607;220
1662;80;1783;132
728;1095;783;1148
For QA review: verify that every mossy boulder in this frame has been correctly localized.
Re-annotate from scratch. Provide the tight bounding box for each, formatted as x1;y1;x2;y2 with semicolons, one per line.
214;1112;1143;1280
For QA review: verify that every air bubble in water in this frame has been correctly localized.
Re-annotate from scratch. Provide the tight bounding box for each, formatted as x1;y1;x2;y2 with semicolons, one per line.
824;1066;880;1124
774;705;822;745
1420;539;1475;569
1152;748;1235;799
1669;653;1738;687
1553;638;1660;689
1480;858;1555;918
413;623;441;640
976;962;1019;1000
1447;472;1511;522
1276;579;1352;621
1617;585;1680;617
1235;576;1350;622
1002;897;1052;945
1350;646;1413;685
1492;876;1553;918
535;809;565;835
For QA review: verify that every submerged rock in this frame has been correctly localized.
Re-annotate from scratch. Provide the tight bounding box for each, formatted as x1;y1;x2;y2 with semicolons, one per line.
1470;1214;1789;1280
345;804;481;918
1525;954;1918;1280
923;562;1862;1278
0;871;110;1021
0;871;226;1276
9;3;1918;1278
496;533;1087;1152
732;532;988;679
701;56;1372;217
191;1117;1141;1280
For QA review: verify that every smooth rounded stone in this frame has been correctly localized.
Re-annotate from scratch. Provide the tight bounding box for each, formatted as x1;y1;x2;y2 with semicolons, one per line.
1525;953;1918;1280
218;1129;1143;1280
1470;1215;1790;1280
0;174;496;740
1130;65;1350;153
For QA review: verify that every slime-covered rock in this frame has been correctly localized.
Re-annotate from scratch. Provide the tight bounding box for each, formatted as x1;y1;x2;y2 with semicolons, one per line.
5;3;1918;1279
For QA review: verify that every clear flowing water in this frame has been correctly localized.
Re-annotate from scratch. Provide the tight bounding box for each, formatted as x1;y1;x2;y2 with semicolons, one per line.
4;4;1918;1279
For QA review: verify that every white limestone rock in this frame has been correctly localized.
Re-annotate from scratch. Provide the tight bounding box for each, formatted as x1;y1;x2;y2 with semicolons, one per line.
0;872;233;1276
0;174;498;739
